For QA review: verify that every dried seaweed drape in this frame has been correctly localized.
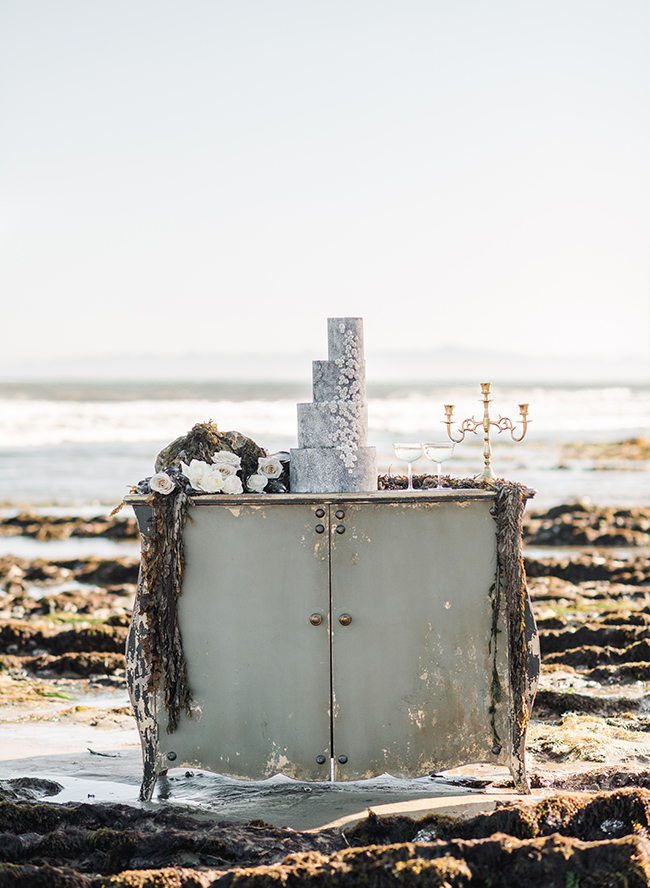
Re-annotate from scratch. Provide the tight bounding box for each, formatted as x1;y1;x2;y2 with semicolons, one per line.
140;488;193;734
493;480;536;761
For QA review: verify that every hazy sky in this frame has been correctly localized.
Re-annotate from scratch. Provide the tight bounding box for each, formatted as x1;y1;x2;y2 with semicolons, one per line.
2;1;648;364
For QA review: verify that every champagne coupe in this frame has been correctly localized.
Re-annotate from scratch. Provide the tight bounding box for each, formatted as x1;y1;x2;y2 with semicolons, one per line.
393;443;423;491
423;442;455;489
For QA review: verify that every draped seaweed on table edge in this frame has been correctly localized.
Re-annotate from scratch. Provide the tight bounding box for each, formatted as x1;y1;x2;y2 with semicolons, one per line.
137;478;536;744
139;487;193;734
494;480;537;785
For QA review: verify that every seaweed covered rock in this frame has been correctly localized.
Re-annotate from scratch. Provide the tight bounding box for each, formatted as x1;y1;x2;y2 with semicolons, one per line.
1;793;650;885
220;835;650;887
344;788;650;845
524;503;650;547
154;421;267;483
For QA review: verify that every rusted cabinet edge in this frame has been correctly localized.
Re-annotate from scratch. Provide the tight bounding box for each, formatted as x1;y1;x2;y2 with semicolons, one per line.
125;490;496;538
125;490;496;508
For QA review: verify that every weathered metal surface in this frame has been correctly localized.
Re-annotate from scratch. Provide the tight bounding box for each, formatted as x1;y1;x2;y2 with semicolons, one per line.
150;502;332;782
126;489;538;799
329;498;502;781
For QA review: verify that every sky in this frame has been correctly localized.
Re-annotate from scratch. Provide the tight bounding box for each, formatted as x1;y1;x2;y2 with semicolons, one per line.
1;1;649;369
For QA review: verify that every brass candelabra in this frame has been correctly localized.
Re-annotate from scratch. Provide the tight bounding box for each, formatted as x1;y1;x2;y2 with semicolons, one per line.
443;383;530;482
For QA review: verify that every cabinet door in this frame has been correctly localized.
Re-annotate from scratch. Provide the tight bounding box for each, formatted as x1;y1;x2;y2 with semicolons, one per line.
157;502;332;780
330;499;498;780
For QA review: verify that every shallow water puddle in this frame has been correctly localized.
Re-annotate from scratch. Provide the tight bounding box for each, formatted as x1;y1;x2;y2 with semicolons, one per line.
0;536;140;559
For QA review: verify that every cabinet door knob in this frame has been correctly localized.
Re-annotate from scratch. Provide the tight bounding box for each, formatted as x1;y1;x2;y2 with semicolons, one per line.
337;754;348;764
335;509;345;519
315;508;325;518
335;524;345;534
309;613;323;626
316;755;326;765
339;613;352;626
315;524;325;534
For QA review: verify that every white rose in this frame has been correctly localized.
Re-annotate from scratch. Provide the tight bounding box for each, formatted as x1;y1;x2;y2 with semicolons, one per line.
257;456;283;479
214;462;237;480
222;474;243;495
197;465;225;493
212;450;242;469
247;473;267;492
150;472;175;495
180;459;209;490
181;459;224;492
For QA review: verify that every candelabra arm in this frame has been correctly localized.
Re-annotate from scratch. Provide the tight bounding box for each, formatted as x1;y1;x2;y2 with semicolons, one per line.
444;419;467;444
443;405;471;443
510;405;531;443
509;417;530;443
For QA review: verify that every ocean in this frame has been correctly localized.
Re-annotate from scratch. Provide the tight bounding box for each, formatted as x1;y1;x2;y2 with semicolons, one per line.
0;381;648;510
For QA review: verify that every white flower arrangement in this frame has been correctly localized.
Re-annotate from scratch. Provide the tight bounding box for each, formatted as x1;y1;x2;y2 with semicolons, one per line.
142;437;287;499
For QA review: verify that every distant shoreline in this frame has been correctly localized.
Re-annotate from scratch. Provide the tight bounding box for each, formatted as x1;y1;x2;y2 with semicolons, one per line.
0;378;648;402
0;344;647;388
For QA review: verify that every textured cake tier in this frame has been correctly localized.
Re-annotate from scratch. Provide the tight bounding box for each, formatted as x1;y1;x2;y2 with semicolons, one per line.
297;401;369;449
289;446;377;493
311;359;367;402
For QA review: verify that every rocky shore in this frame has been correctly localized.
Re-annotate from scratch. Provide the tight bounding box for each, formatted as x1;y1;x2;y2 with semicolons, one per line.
0;501;649;886
1;789;650;886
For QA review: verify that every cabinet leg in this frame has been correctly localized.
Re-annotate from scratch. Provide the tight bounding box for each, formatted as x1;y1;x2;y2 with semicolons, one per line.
139;760;158;802
509;734;531;795
137;714;161;801
127;585;162;803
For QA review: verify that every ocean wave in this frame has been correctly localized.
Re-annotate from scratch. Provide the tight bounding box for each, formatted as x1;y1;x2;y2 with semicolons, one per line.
0;386;647;448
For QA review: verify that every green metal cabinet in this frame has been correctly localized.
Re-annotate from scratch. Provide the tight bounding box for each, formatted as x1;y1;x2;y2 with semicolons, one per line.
127;491;538;800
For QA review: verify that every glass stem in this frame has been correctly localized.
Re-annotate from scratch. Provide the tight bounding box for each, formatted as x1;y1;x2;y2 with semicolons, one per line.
436;462;442;489
407;461;413;490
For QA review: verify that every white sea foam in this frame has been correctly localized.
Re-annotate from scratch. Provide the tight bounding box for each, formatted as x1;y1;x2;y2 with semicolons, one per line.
0;399;299;448
0;384;647;507
0;386;647;448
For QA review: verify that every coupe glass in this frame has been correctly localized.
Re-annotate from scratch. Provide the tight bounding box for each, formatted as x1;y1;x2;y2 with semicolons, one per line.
423;442;455;489
393;443;423;491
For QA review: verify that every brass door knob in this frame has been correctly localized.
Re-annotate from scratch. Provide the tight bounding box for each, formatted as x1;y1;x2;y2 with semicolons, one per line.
310;613;323;626
339;613;352;626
